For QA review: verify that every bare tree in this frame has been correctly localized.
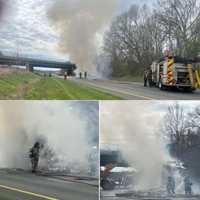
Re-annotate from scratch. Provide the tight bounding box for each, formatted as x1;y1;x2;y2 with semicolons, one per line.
164;103;186;144
186;107;200;131
164;103;200;152
104;0;200;78
156;0;200;58
104;4;165;77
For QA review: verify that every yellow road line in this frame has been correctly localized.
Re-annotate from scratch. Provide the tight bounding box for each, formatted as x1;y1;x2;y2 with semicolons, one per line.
0;184;59;200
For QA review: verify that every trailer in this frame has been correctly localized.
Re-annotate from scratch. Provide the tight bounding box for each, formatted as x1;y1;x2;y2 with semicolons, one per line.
146;56;197;92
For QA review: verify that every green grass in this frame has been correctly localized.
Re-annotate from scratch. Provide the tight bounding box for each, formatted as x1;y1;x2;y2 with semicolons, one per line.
0;72;40;99
25;77;121;100
0;72;121;99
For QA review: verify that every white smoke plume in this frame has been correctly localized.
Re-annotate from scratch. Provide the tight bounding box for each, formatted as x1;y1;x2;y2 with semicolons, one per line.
0;101;98;175
0;0;4;16
48;0;118;77
101;101;171;190
0;0;6;21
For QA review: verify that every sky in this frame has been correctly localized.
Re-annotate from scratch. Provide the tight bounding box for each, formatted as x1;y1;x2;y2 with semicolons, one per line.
0;0;154;61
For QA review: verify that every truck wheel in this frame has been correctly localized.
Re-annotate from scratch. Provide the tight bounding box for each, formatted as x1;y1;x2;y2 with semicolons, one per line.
184;87;195;93
101;179;115;190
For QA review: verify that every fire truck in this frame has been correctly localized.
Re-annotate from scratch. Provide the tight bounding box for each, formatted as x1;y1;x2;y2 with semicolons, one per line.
145;52;200;91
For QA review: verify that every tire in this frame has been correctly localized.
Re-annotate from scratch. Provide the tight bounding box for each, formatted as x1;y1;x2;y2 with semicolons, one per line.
183;87;194;93
101;179;115;190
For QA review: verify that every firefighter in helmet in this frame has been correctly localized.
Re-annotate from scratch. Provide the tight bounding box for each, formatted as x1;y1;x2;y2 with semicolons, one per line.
184;176;192;195
144;68;153;87
148;69;153;87
79;72;82;79
167;176;176;195
84;72;87;79
64;71;67;80
144;69;149;87
29;142;41;173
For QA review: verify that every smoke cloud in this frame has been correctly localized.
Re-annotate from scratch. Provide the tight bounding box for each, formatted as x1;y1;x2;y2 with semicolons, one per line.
0;101;98;175
0;0;5;20
48;0;118;76
101;101;171;190
0;0;10;25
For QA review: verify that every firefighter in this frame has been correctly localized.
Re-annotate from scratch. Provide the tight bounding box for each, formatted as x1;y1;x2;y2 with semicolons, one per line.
144;69;149;87
167;176;175;195
184;176;192;195
29;142;41;173
148;69;153;87
84;72;87;79
64;71;67;80
79;72;82;79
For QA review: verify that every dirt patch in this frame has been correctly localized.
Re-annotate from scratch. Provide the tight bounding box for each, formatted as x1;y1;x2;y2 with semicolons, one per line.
0;67;27;76
14;78;41;99
0;67;14;75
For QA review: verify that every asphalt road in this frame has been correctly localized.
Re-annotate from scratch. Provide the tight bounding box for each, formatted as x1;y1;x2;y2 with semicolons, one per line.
73;79;200;100
0;169;98;200
101;190;200;200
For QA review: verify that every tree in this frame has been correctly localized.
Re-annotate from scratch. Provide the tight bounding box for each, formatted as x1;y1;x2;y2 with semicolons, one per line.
186;107;200;131
104;4;165;77
104;0;200;78
156;0;200;58
163;103;186;144
164;103;200;152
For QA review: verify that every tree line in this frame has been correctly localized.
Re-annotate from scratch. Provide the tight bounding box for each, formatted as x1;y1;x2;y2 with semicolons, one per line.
163;103;200;155
103;0;200;78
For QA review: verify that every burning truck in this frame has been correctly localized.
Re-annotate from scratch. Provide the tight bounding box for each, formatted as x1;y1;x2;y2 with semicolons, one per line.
100;149;138;190
100;148;195;195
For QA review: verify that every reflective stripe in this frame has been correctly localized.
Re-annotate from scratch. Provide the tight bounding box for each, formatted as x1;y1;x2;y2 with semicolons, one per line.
167;58;174;85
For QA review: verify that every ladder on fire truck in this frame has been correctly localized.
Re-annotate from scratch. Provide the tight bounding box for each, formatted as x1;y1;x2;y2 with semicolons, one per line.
195;69;200;88
187;64;195;88
187;63;200;89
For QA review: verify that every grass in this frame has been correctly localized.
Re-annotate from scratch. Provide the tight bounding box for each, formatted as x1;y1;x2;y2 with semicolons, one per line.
0;72;121;99
0;72;40;99
25;77;121;100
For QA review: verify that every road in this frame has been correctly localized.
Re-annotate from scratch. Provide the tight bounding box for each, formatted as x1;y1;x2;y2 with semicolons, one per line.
0;169;98;200
72;79;200;100
101;190;200;200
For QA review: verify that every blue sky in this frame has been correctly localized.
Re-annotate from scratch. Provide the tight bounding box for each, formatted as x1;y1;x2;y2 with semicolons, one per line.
0;0;154;61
